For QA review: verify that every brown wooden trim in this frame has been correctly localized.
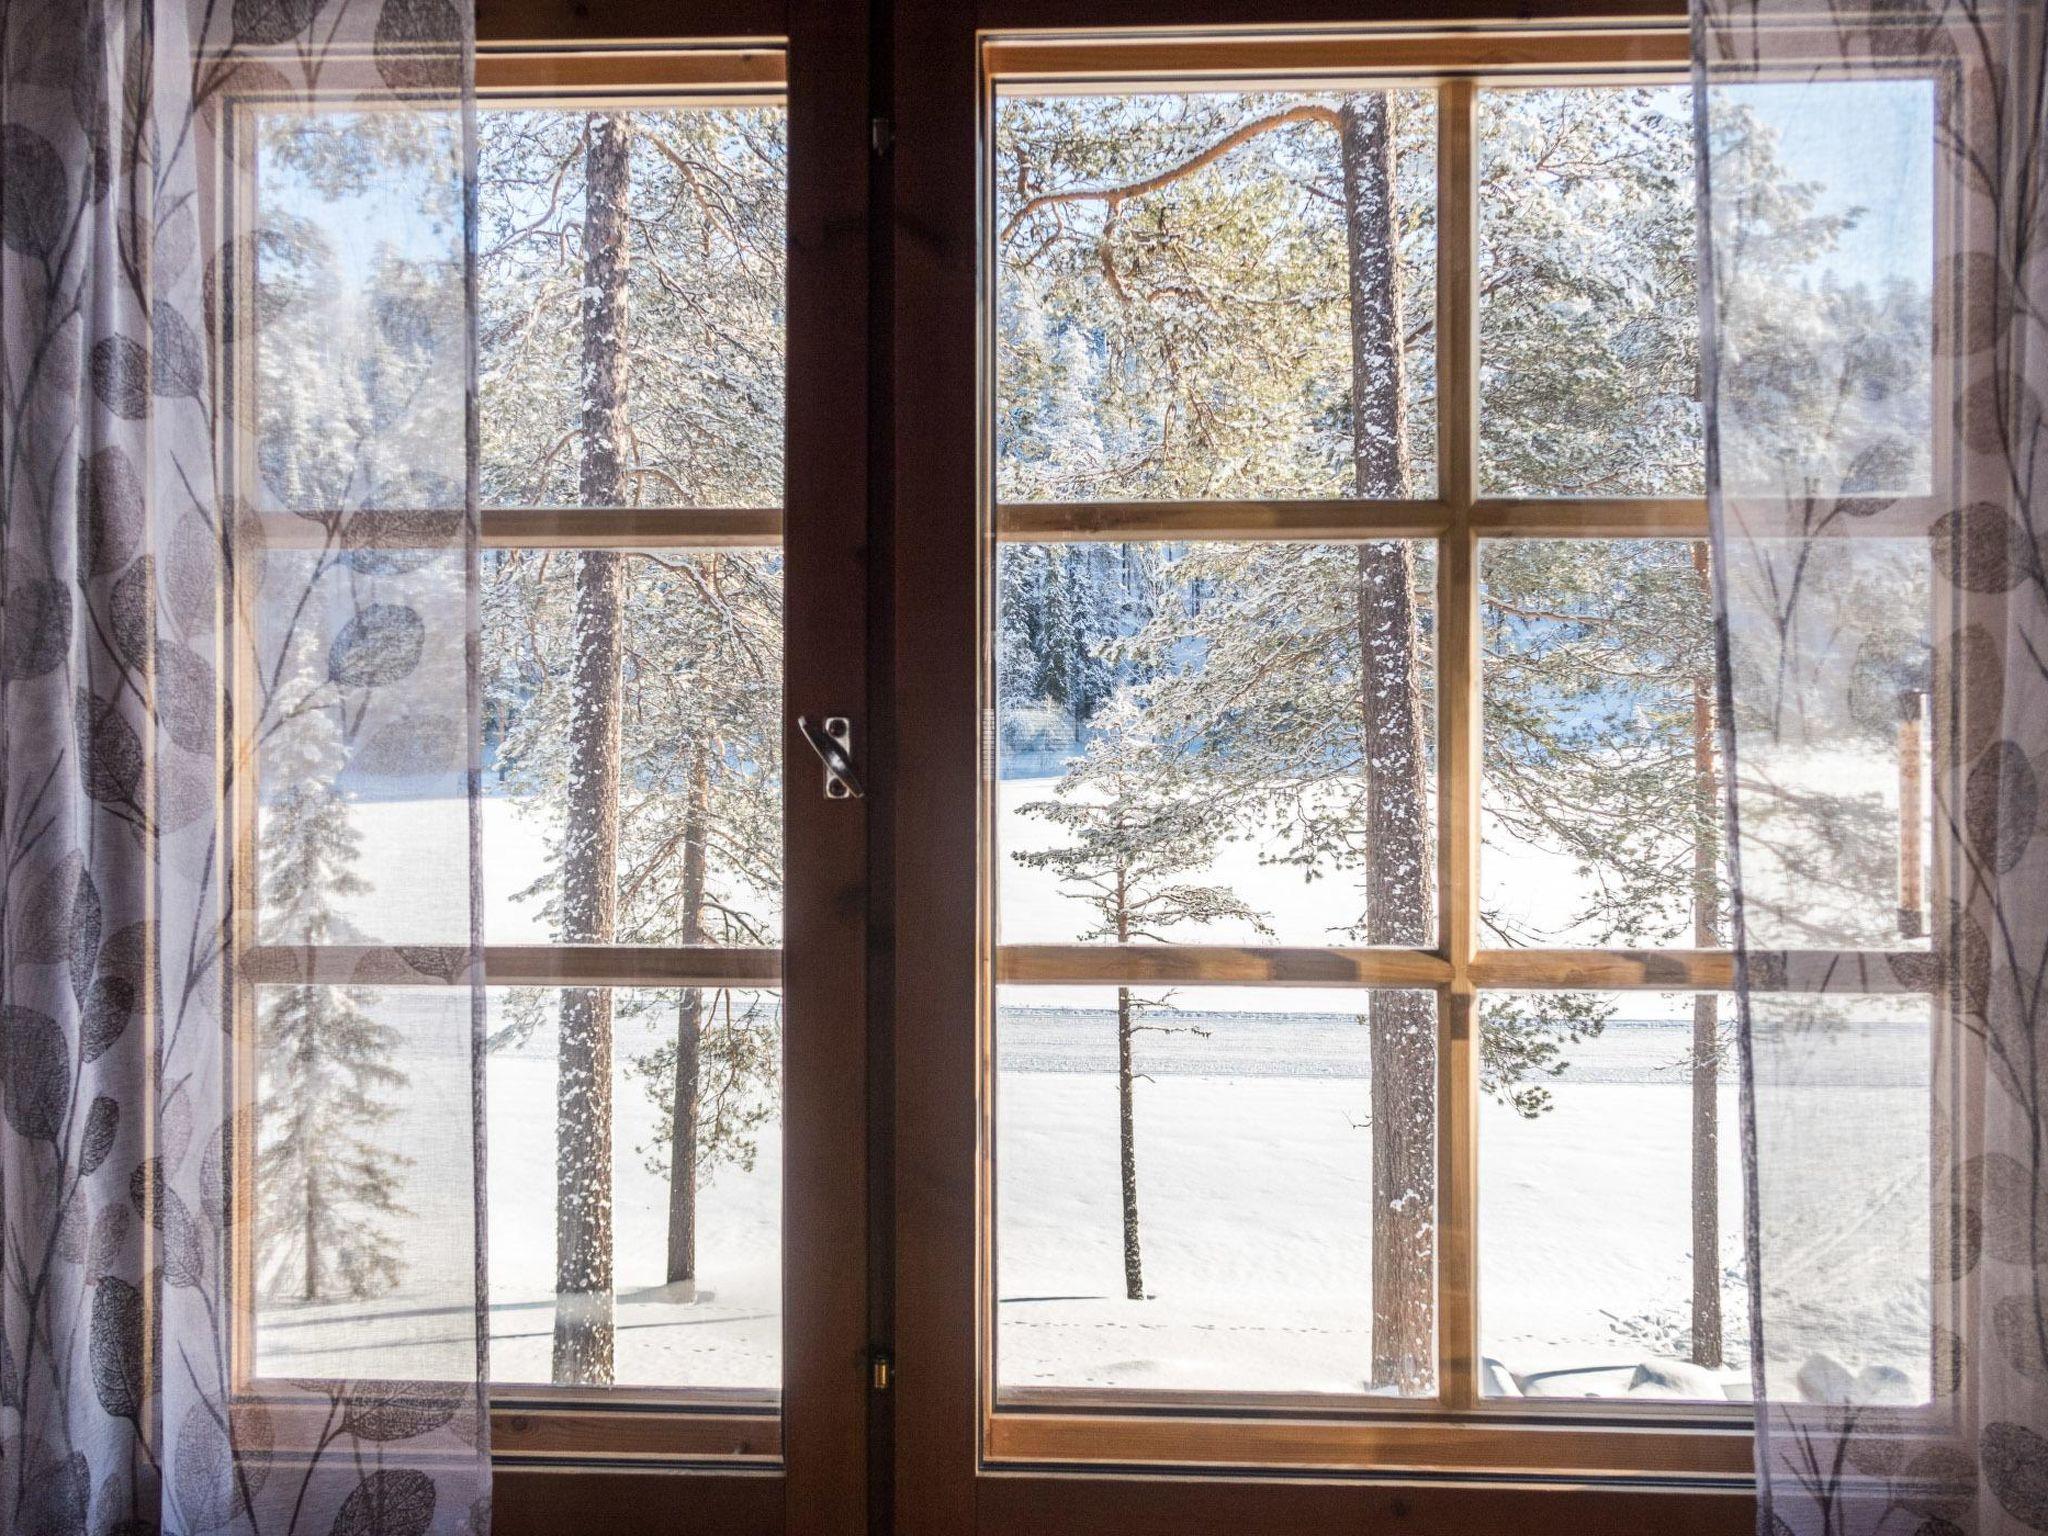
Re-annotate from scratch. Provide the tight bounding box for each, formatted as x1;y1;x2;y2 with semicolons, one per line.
997;944;1449;988
982;26;1692;84
975;1471;1753;1536
781;3;876;1530
1469;498;1710;537
252;508;782;552
492;1465;784;1536
998;499;1450;542
982;1409;1753;1480
490;1401;781;1463
477;45;787;96
476;0;788;48
1471;948;1735;991
238;943;782;988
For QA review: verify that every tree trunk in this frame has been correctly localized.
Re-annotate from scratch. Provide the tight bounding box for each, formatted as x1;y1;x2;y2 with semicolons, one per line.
553;111;632;1387
1117;984;1143;1301
1688;541;1723;1370
303;1116;321;1302
666;748;711;1286
1339;94;1437;1395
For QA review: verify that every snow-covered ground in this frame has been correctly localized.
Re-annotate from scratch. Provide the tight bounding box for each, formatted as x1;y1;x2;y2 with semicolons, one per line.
254;772;1934;1404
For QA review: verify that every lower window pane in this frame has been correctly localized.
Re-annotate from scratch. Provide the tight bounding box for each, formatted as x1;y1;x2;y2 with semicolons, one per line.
1478;989;1751;1402
251;983;782;1395
995;985;1436;1398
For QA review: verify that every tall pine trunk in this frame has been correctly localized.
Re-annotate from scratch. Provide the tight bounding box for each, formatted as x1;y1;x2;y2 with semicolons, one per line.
1114;867;1143;1300
1688;541;1723;1369
1339;94;1437;1394
1116;984;1143;1301
666;747;711;1285
553;112;632;1386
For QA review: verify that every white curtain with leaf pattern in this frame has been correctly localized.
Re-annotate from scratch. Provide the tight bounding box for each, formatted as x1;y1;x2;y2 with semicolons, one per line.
1699;1;2048;1531
0;0;489;1532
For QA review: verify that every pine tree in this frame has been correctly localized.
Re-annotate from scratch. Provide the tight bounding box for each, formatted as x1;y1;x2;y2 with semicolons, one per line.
1014;691;1271;1297
255;635;410;1303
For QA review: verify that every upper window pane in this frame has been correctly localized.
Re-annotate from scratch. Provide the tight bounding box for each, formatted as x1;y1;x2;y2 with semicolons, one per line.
996;540;1437;950
477;104;787;509
995;89;1437;501
1478;86;1702;498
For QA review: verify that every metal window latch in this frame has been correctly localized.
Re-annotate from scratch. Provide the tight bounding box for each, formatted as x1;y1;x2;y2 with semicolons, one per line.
798;715;863;800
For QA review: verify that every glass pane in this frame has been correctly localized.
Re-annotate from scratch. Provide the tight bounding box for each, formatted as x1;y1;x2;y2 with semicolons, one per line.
251;985;781;1392
996;541;1436;949
995;89;1437;501
996;985;1437;1397
1479;538;1725;949
1478;990;1750;1401
476;104;787;509
480;547;783;946
249;984;491;1384
1707;80;1935;501
1477;85;1701;497
1723;537;1933;950
253;547;474;949
1749;991;1935;1404
252;110;469;516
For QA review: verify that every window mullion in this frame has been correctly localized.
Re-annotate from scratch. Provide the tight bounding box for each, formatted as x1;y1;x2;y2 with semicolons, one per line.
1434;74;1482;1415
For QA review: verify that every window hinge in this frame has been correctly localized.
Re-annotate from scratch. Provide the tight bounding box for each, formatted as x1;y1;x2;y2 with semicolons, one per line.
870;1346;894;1391
871;116;893;157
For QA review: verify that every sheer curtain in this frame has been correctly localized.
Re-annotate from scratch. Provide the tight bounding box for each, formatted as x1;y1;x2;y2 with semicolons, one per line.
1698;1;2048;1530
1;0;489;1532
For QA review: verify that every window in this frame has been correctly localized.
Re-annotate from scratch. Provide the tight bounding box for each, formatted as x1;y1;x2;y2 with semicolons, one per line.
977;25;1939;1478
233;44;800;1462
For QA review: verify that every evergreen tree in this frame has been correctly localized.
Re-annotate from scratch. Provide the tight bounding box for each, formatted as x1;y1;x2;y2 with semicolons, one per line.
255;634;410;1303
1013;691;1271;1298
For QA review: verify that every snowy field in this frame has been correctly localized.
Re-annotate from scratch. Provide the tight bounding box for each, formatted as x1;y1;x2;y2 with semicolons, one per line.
255;771;1935;1404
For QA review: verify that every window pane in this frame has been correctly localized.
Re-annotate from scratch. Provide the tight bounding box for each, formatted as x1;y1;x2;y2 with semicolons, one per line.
480;547;783;947
1477;86;1701;497
1749;990;1935;1404
996;985;1436;1397
1723;536;1933;950
477;104;787;508
250;984;492;1384
995;89;1436;501
1479;538;1725;949
996;540;1436;949
1478;990;1750;1401
251;985;782;1393
484;986;781;1392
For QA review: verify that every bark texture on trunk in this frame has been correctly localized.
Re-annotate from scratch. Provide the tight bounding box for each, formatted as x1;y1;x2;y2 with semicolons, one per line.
1116;983;1143;1302
1688;541;1723;1370
553;111;632;1387
666;748;711;1285
1340;93;1437;1394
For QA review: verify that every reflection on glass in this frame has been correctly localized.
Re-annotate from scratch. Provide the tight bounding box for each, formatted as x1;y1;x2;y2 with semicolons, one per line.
995;986;1436;1397
995;541;1437;949
476;106;788;508
1748;990;1934;1405
1723;537;1933;949
995;89;1436;501
1478;990;1752;1402
1478;85;1702;497
250;984;485;1385
249;985;783;1392
1479;538;1726;949
1708;80;1935;501
480;547;784;947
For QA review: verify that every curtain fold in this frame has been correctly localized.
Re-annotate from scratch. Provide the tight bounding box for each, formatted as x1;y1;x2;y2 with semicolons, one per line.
1;0;489;1532
1698;1;2048;1530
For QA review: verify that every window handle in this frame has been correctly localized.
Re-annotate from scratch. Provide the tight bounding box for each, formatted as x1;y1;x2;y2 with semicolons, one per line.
798;715;863;800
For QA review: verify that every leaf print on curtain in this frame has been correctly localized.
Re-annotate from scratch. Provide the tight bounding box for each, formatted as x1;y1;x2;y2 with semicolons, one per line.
1697;2;2048;1531
0;0;488;1533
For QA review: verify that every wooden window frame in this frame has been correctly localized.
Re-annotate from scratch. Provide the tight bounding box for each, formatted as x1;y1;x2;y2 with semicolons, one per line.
892;8;1959;1528
219;7;874;1532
